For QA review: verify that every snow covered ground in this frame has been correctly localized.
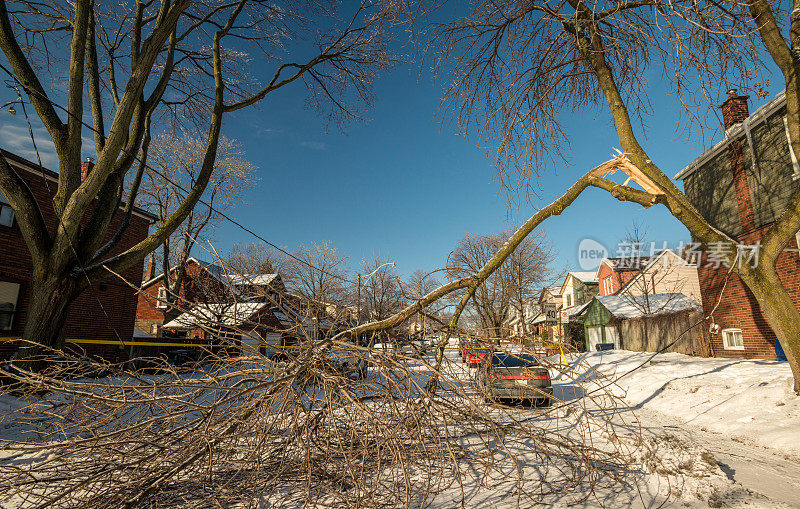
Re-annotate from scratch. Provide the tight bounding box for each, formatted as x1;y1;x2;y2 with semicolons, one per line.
0;349;798;507
574;350;800;456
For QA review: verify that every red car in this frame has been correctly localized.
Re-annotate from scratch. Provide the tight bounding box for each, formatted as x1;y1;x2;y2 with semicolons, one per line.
465;348;491;367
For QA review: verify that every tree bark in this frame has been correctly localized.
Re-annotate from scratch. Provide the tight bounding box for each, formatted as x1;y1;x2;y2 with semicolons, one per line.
16;270;81;369
740;264;800;393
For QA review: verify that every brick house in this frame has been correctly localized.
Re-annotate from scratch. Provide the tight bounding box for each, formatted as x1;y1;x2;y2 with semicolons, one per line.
135;257;287;337
675;89;800;359
596;257;650;296
0;149;155;362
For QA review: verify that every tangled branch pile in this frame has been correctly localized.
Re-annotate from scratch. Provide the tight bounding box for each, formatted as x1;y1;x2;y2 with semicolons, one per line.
0;338;643;507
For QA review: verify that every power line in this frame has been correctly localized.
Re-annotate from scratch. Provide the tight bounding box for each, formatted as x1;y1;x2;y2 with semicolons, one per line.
0;62;363;288
3;77;126;348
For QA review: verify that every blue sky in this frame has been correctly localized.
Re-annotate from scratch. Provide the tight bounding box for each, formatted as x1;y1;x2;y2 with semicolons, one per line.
211;60;756;282
0;16;781;285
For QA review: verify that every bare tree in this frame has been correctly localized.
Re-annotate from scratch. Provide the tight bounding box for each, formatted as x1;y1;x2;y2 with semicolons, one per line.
285;241;349;313
403;269;442;335
506;230;556;337
138;133;256;320
0;0;401;359
424;0;800;392
225;242;287;276
359;254;403;323
615;223;685;315
447;230;553;341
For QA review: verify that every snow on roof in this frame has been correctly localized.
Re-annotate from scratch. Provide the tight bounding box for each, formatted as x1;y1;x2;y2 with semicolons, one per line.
595;293;701;319
163;302;267;329
227;273;278;286
141;257;225;289
569;271;599;284
567;301;592;317
531;313;547;324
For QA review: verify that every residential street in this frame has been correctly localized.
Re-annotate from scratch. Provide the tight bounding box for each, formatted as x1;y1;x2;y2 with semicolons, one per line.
426;347;800;507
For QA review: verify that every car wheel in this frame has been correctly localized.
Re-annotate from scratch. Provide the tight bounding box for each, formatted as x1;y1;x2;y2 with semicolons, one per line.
534;397;552;408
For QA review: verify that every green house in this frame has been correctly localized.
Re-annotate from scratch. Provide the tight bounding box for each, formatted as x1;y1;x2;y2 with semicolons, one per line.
583;298;620;351
583;293;702;352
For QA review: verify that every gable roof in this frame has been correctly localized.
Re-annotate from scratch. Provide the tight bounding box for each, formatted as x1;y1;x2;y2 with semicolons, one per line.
615;249;686;295
141;257;281;291
568;271;599;284
594;293;701;319
163;302;268;329
600;256;651;272
1;149;158;221
675;91;787;180
141;257;220;289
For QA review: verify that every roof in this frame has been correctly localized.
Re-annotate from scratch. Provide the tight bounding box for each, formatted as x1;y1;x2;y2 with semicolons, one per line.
615;249;686;295
675;91;787;180
1;149;158;221
568;272;599;284
163;302;267;329
600;256;651;271
140;257;223;289
227;273;279;286
566;301;592;318
141;257;280;291
594;293;701;319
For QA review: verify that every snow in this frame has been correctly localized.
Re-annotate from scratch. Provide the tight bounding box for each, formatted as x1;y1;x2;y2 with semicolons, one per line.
226;273;279;286
1;348;798;507
568;271;599;283
163;302;267;328
595;293;701;318
575;350;800;456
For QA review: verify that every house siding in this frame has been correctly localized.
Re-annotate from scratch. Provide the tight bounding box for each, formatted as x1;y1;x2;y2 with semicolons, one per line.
679;94;800;360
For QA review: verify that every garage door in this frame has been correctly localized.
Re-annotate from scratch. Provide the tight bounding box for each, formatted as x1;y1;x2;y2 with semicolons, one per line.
604;326;620;349
587;326;604;352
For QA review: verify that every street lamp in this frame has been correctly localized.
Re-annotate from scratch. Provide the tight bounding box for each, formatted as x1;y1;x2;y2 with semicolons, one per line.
356;261;396;331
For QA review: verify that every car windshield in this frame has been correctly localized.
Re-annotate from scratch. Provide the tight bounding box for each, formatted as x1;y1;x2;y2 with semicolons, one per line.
490;354;540;367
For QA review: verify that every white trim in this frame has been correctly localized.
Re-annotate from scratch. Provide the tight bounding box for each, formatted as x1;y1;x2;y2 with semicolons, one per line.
721;328;745;350
782;116;800;178
675;92;787;180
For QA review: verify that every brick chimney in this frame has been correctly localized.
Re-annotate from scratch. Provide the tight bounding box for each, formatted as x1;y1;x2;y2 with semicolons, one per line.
720;90;757;234
80;157;95;182
720;89;750;130
145;254;156;281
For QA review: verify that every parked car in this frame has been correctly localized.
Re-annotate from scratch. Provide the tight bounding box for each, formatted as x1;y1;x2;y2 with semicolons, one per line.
475;353;552;406
459;339;480;362
370;342;398;356
465;347;491;367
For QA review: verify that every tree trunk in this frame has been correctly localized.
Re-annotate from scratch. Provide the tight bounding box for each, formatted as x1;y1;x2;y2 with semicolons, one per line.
16;272;80;370
741;265;800;394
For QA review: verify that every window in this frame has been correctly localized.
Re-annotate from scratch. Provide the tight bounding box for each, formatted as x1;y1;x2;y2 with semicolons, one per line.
603;277;613;295
565;294;572;307
722;328;744;350
0;191;14;227
156;286;168;309
0;281;20;331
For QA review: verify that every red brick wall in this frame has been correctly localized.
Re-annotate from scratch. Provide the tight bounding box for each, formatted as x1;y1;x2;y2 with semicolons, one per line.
135;261;231;334
697;225;800;359
0;156;151;361
597;264;636;296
